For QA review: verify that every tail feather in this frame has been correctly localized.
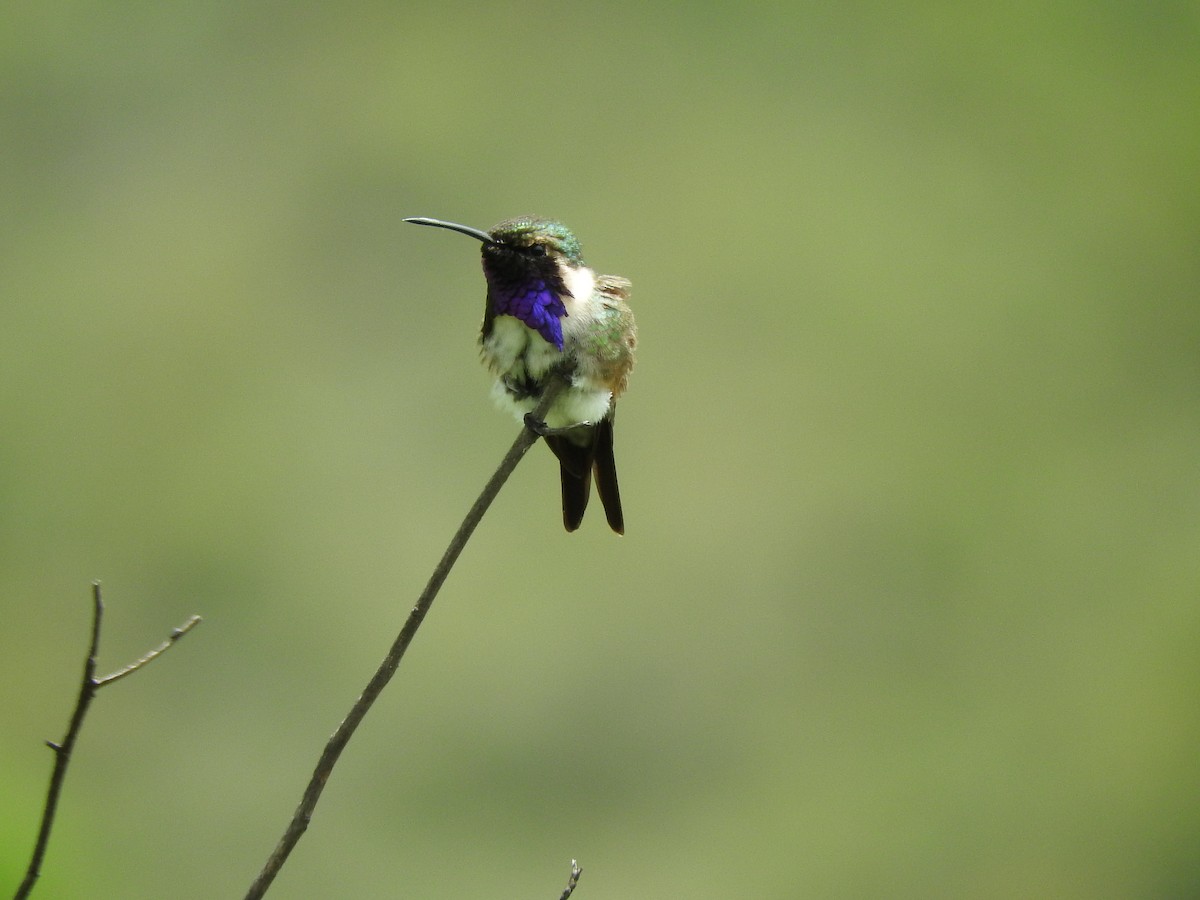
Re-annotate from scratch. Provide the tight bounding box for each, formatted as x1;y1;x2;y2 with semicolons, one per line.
592;419;624;534
544;423;623;534
545;435;592;532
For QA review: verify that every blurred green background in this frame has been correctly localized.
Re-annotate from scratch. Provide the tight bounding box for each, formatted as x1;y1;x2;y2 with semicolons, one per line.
2;2;1197;898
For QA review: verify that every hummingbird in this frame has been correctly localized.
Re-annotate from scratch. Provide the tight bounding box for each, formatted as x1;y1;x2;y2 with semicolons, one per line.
404;215;637;533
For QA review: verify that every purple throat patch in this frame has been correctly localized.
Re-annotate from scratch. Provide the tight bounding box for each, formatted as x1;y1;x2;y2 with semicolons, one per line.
494;280;567;349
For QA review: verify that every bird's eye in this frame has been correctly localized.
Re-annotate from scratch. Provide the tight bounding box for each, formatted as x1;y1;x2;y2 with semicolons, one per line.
527;244;547;257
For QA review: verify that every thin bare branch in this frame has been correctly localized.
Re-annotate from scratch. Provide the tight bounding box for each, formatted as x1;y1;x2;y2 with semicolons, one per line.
558;859;583;899
14;583;201;900
244;378;566;899
96;614;203;686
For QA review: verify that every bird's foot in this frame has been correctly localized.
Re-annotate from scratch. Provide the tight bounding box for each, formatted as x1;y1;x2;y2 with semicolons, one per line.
524;414;592;437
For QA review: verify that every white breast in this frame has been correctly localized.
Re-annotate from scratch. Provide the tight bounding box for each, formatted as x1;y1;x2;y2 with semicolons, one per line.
484;263;612;428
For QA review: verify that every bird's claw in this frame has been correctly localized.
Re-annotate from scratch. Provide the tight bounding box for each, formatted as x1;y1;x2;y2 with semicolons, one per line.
524;414;593;437
523;413;551;435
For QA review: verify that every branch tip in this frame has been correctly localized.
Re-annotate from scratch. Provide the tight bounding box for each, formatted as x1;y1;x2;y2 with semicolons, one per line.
16;589;200;899
559;858;583;899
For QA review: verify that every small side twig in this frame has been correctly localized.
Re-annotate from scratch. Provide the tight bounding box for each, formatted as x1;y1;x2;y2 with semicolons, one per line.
558;859;583;899
95;617;201;687
244;378;566;899
14;582;201;900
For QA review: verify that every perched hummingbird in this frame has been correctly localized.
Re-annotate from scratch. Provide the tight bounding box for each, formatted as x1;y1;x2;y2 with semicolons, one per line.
405;215;637;533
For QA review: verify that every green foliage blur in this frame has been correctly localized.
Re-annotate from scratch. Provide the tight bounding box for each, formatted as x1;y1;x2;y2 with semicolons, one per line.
2;2;1197;897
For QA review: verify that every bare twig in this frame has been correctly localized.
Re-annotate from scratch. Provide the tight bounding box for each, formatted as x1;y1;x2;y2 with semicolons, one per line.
96;616;202;687
244;378;566;899
14;582;201;900
558;859;583;899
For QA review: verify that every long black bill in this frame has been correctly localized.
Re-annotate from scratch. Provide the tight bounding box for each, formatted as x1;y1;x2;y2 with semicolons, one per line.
403;217;496;245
